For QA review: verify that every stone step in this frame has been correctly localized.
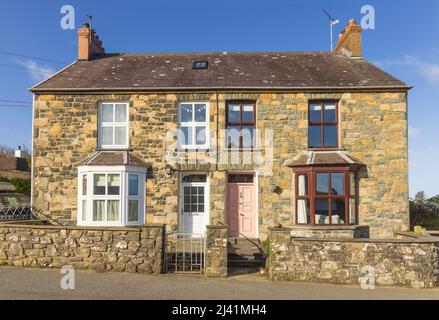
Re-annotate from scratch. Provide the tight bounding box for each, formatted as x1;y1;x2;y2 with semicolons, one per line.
228;252;265;260
228;237;261;246
228;260;265;268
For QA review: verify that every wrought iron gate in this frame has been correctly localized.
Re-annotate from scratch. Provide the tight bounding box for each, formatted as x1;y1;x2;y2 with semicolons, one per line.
166;232;205;273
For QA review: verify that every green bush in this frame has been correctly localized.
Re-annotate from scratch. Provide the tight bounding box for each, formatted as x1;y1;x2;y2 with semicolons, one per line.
410;193;439;229
0;176;31;195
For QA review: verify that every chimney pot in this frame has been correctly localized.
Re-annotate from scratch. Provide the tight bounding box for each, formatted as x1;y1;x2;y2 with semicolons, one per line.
334;18;362;57
77;22;105;61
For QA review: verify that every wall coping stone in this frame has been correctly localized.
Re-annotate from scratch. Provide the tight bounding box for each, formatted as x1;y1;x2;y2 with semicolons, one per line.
0;223;166;232
269;228;439;244
289;225;367;231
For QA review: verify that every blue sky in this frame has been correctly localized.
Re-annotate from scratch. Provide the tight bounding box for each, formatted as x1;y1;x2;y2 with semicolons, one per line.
0;0;438;197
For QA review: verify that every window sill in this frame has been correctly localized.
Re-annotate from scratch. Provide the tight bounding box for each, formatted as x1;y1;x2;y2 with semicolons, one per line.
175;147;210;152
292;225;360;230
96;147;132;152
221;148;262;152
307;147;345;151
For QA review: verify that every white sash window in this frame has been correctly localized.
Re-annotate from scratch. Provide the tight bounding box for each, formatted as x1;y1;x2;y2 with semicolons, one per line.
99;102;129;149
178;102;209;149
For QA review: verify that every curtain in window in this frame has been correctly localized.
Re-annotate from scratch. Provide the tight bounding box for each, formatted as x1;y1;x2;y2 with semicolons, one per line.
128;200;139;222
93;200;104;221
297;175;308;223
107;200;119;221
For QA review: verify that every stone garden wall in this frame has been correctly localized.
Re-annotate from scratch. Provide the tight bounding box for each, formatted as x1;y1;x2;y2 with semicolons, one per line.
204;225;228;278
268;228;439;289
0;223;165;273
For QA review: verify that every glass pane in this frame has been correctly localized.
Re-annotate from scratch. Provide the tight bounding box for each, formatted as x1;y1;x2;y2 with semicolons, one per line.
93;174;106;195
316;173;329;195
228;103;240;123
324;103;336;122
115;127;127;146
242;126;254;148
297;174;308;196
82;175;87;196
102;127;113;145
101;104;113;122
331;173;345;195
129;174;139;196
198;204;204;213
107;200;120;221
242;104;254;122
227;126;240;148
350;174;357;196
183;186;191;196
107;174;120;195
180;104;193;122
297;199;310;224
195;126;206;145
81;200;87;221
314;199;329;224
128;200;139;222
195;103;207;122
115;104;127;122
180;126;193;146
93;200;104;221
228;174;254;183
308;125;322;147
309;103;322;122
349;199;357;224
324;125;337;147
331;199;346;224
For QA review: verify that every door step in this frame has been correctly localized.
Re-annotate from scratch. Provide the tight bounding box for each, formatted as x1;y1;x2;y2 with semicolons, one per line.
227;237;266;271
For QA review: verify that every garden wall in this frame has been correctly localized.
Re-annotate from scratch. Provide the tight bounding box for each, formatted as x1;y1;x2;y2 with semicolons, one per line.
0;223;165;273
268;228;439;289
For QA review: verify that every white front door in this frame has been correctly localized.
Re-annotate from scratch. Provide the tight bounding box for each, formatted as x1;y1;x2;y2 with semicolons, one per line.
180;174;209;235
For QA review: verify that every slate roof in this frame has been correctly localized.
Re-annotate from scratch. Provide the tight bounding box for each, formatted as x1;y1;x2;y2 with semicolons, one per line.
80;151;149;167
284;151;366;167
31;52;409;92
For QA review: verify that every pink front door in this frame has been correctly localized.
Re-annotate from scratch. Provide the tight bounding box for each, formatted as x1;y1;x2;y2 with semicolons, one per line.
226;174;257;238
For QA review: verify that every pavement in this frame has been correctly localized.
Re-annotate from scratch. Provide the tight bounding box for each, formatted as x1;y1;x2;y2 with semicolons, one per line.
0;266;438;300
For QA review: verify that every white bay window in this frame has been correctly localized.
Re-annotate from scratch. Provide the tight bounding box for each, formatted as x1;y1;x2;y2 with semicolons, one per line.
78;166;146;226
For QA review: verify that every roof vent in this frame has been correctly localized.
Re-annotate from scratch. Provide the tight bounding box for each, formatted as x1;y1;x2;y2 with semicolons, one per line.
192;61;208;70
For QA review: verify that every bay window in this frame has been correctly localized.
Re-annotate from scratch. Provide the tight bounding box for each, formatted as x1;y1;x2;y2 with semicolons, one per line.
178;102;209;149
99;102;129;149
78;166;146;226
295;168;358;225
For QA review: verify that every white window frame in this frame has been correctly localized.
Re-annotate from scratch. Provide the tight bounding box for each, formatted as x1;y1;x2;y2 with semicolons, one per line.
77;165;146;227
98;102;129;149
178;102;209;149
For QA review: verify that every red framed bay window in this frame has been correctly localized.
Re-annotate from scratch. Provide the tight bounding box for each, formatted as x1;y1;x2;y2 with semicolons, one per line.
295;166;359;226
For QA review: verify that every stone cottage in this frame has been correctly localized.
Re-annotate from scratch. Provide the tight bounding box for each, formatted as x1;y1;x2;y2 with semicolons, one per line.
30;19;410;241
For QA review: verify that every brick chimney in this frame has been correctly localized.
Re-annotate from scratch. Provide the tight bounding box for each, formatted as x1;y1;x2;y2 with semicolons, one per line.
77;23;105;61
334;19;362;58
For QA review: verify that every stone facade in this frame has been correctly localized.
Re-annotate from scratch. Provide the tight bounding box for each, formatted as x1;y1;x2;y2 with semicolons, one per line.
0;223;165;273
268;228;439;289
32;90;409;239
204;225;228;278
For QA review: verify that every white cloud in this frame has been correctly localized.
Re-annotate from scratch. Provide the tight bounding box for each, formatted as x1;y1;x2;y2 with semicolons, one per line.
408;126;421;139
375;55;439;84
16;59;55;82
